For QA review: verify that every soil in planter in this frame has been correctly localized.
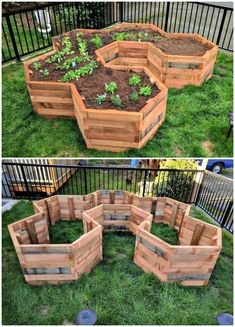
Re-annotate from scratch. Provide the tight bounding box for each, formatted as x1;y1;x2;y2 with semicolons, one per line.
153;37;213;56
28;27;212;111
107;28;213;56
74;67;160;112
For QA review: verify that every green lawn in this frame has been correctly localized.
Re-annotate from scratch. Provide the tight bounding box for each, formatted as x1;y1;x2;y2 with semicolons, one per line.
2;201;233;325
2;51;233;157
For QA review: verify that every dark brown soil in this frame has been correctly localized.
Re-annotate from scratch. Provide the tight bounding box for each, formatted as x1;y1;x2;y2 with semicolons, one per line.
75;67;159;112
29;27;213;111
154;37;212;56
108;28;213;56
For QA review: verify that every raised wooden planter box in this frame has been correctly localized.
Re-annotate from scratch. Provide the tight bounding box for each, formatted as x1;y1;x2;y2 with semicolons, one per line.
24;23;218;152
83;203;153;234
96;34;218;88
98;40;218;88
134;208;222;286
8;190;221;286
8;206;102;286
25;60;167;152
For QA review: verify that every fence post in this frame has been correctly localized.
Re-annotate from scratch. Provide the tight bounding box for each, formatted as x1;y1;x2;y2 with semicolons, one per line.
84;168;88;194
20;165;31;200
5;14;21;62
216;8;227;45
164;2;171;32
195;171;206;205
119;2;124;22
220;200;233;228
142;169;148;197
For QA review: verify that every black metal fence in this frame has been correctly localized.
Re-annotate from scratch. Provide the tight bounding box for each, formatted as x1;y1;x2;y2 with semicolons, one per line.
196;171;233;233
2;161;233;233
2;162;203;202
2;1;233;63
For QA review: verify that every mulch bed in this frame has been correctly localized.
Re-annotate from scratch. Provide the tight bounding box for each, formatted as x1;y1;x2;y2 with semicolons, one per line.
29;27;212;112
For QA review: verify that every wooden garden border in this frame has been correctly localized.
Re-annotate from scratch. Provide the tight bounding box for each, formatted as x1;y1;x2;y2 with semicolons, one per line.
24;23;218;152
8;190;222;286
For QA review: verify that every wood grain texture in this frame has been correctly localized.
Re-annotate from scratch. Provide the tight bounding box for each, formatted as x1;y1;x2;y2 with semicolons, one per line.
9;191;221;286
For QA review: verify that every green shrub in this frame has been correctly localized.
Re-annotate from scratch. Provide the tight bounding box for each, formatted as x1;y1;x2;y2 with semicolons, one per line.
154;160;198;201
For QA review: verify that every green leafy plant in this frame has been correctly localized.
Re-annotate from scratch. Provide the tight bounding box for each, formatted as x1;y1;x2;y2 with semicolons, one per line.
61;36;74;55
78;41;88;57
59;70;76;82
60;60;98;82
112;31;133;41
90;34;103;49
139;85;152;96
154;160;198;202
76;32;84;43
111;95;123;108
40;69;49;77
45;53;63;64
46;36;74;64
129;91;139;102
137;31;149;41
154;34;162;41
104;81;117;94
75;60;98;78
112;32;126;41
129;74;141;86
32;62;41;70
95;93;106;104
56;55;89;70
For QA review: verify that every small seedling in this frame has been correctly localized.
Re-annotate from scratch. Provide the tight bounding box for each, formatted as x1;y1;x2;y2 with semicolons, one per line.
104;81;117;94
45;52;64;64
111;95;123;107
154;34;162;41
32;62;41;70
60;70;76;82
139;85;152;96
90;34;103;49
129;91;139;102
138;31;149;40
56;55;89;70
76;32;84;43
61;36;74;55
95;93;106;104
112;32;133;41
78;41;88;56
129;74;141;86
40;69;49;77
60;61;98;82
112;32;126;41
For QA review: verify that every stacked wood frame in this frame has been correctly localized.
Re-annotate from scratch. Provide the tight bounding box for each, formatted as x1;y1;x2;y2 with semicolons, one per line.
24;23;217;152
8;190;222;286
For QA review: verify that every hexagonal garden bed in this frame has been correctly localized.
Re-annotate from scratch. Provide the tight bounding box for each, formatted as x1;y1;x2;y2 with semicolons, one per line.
8;191;222;286
24;23;218;152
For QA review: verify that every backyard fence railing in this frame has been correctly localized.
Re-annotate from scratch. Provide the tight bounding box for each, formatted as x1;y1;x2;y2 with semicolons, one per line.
2;1;233;63
2;162;233;233
196;170;233;233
